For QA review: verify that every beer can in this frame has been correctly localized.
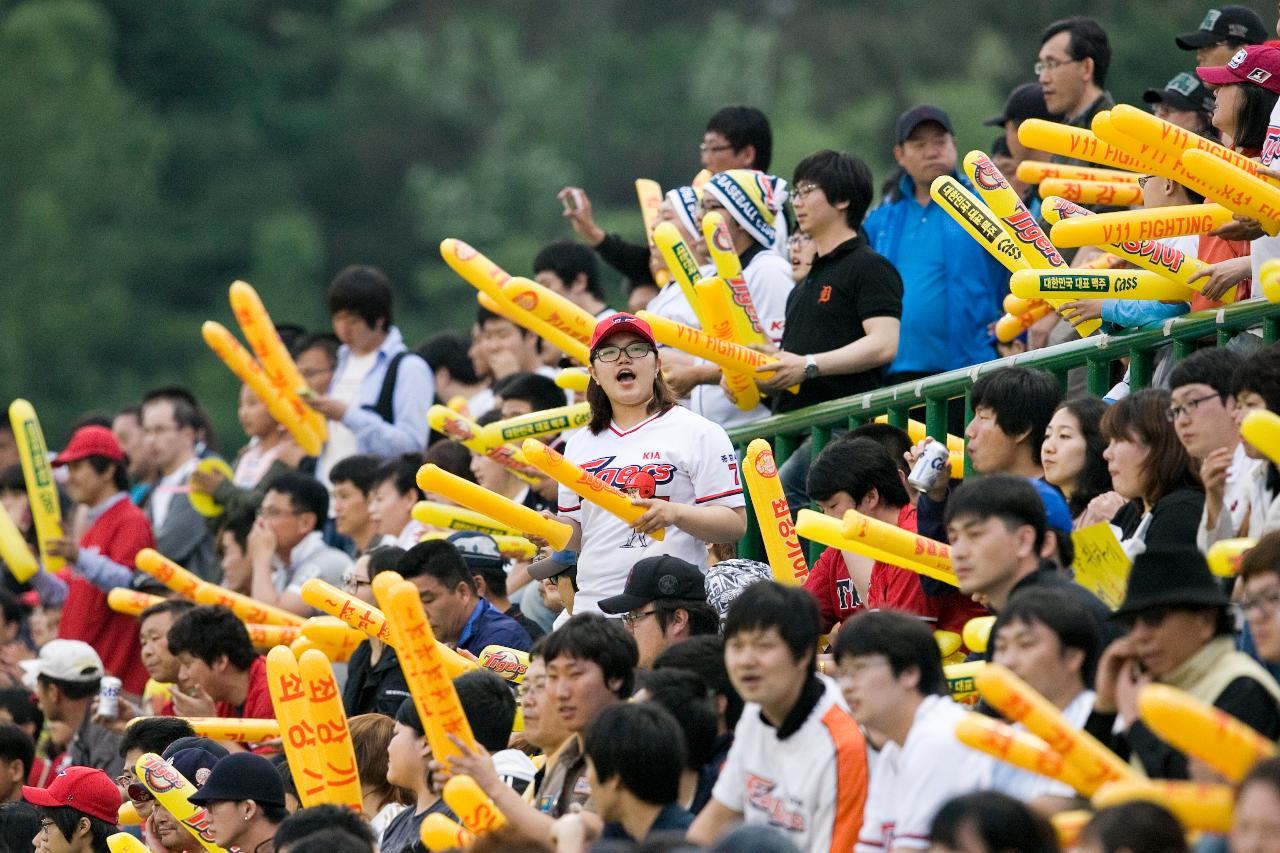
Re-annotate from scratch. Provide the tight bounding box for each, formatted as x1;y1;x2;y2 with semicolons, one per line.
98;676;122;718
908;442;951;492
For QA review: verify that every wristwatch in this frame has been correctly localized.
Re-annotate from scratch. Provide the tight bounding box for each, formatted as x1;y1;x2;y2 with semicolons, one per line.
803;354;820;381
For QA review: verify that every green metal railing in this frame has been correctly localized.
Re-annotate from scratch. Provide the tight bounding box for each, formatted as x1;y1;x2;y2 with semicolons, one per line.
727;300;1280;562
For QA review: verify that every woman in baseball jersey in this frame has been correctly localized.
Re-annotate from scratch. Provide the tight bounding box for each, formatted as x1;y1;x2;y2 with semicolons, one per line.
553;313;747;614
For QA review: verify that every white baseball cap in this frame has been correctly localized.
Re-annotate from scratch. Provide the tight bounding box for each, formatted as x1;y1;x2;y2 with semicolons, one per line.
19;639;104;690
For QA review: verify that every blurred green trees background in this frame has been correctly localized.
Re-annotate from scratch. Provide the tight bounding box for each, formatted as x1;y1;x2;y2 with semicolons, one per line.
0;0;1241;445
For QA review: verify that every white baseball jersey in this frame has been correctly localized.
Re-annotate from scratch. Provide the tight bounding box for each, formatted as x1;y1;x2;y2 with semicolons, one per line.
712;675;868;853
856;695;995;853
556;405;745;613
1251;98;1280;285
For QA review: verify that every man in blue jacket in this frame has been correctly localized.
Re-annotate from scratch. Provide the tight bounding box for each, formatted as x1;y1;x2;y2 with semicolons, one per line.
863;106;1008;387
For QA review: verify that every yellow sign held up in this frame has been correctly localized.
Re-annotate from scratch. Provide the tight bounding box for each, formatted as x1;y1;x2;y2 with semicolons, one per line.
1070;523;1130;610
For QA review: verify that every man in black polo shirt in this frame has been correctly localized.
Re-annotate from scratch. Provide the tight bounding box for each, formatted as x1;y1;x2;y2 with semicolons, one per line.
755;149;902;509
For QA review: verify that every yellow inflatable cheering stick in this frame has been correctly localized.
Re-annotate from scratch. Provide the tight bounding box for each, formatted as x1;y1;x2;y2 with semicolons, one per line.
652;221;707;320
0;503;36;584
521;439;665;541
702;211;770;344
298;649;363;809
426;404;537;485
417;463;574;550
635;178;672;288
841;509;957;586
135;548;304;627
1038;178;1143;207
635;310;797;393
1010;269;1195;302
1242;409;1280;466
793;509;939;579
955;712;1090;793
412;500;525;539
1015;160;1140;185
8;400;62;576
134;752;226;853
266;646;327;807
742;440;808;585
694;276;763;411
500;277;597;345
1137;683;1277;782
443;775;508;834
477;402;592;447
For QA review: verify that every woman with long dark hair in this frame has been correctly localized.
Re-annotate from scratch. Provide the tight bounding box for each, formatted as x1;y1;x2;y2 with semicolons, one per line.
1040;397;1112;525
549;314;747;615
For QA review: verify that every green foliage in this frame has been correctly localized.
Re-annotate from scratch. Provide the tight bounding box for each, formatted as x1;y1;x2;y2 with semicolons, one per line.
0;0;1231;444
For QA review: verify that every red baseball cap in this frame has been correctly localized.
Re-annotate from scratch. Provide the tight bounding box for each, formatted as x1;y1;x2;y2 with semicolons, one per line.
53;425;124;466
588;312;657;352
23;766;122;824
1198;45;1280;94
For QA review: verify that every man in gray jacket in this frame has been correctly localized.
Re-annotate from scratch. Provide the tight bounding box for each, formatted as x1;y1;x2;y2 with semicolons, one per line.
141;388;218;581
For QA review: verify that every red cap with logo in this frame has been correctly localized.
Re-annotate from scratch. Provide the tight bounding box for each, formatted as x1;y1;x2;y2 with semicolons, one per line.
1198;45;1280;94
588;312;657;352
53;425;124;466
23;766;122;824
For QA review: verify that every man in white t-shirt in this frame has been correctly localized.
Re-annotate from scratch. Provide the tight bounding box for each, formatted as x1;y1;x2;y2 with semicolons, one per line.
689;582;868;853
835;610;994;853
989;585;1100;810
309;266;433;486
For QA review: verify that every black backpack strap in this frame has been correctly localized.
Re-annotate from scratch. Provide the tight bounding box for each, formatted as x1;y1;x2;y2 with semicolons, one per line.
363;351;410;424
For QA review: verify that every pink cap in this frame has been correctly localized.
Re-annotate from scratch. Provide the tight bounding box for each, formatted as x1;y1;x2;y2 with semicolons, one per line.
588;312;657;352
1198;45;1280;94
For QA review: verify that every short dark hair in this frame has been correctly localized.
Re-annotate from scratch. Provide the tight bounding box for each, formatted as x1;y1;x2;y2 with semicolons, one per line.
274;804;375;853
639;669;718;769
141;387;205;434
265;471;329;529
328;454;382;496
36;674;100;702
1082;802;1187;853
327;266;392;331
541;613;638;698
493;372;567;415
424;440;474;483
1169;347;1244;400
216;505;256;554
971;367;1061;466
367;545;407;578
808;436;909;508
1241;531;1280;584
0;802;41;853
1233;342;1280;413
0;687;42;732
834;610;947;696
849;422;913;476
454;670;516;753
653;598;720;637
476;305;530;336
996;586;1102;685
722;582;819;672
1101;389;1200;505
1041;16;1111;87
289;332;340;367
929;791;1058;853
653;634;743;729
706;105;773;171
83;455;129;492
119;716;195;759
398;540;476;595
533;241;603;301
395;696;426;736
792;149;874;229
582;702;686;806
0;722;34;781
37;805;115;853
1241;755;1280;801
417;332;480;385
282;828;374;853
371;453;425;500
1051;397;1112;517
167;605;257;671
946;474;1047;554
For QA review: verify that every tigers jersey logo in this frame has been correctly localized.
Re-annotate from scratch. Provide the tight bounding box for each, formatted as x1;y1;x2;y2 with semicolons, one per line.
746;774;807;832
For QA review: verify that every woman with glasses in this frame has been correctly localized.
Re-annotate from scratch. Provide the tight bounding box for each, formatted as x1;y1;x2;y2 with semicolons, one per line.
547;314;747;616
1101;389;1204;558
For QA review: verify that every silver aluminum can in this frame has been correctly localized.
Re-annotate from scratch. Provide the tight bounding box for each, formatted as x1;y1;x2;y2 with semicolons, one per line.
908;442;952;492
98;676;122;718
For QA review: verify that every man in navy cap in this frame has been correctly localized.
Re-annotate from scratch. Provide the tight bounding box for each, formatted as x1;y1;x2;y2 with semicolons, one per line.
599;555;718;669
1176;5;1269;66
189;753;288;853
1142;72;1217;138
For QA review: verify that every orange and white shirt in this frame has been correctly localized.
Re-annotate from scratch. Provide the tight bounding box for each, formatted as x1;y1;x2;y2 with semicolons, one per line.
856;695;995;853
712;675;867;853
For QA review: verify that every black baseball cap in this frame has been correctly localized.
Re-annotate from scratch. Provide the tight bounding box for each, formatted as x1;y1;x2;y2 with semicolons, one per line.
598;555;706;614
448;530;505;576
187;753;285;807
1176;6;1268;49
1143;72;1216;113
894;105;954;145
984;83;1055;127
